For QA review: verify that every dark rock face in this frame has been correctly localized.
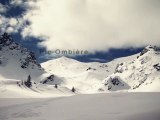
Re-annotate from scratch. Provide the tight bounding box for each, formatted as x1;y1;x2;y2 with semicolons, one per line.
105;77;121;90
140;45;160;56
0;33;12;46
153;46;160;51
153;64;160;71
20;52;41;69
111;77;120;86
41;75;54;84
140;48;150;56
86;67;96;71
115;63;124;73
0;33;42;70
104;76;125;90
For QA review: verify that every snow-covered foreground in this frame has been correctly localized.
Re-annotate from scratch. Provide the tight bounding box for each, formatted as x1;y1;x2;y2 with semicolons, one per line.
0;93;160;120
0;79;74;98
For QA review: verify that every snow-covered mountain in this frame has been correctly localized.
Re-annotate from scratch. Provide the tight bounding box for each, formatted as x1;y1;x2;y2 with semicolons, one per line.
42;45;160;92
41;54;136;93
42;56;108;93
0;33;45;81
102;45;160;92
0;33;73;98
0;33;160;98
0;33;63;83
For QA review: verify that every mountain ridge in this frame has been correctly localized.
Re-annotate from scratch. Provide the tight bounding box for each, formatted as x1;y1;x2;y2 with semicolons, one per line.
0;33;160;98
102;45;160;92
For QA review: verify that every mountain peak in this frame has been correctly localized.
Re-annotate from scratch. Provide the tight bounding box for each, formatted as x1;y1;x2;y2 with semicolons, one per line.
59;56;69;60
0;33;45;81
56;56;79;63
144;45;160;51
139;45;160;56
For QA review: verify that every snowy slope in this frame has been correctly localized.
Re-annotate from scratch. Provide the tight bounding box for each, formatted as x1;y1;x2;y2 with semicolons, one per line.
102;45;160;92
41;55;136;93
0;79;74;98
0;33;73;98
0;33;62;83
0;33;45;81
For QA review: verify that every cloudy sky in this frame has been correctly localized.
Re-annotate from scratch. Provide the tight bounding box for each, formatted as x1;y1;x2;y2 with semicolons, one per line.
0;0;160;62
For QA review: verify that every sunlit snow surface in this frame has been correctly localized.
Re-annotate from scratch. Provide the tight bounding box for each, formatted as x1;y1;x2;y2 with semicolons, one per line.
0;93;160;120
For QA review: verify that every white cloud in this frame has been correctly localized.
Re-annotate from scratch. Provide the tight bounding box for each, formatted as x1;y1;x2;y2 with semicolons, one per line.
19;0;160;52
10;0;36;8
0;15;8;32
0;3;7;13
10;0;23;6
6;27;15;33
9;18;18;26
0;15;23;34
0;1;32;34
